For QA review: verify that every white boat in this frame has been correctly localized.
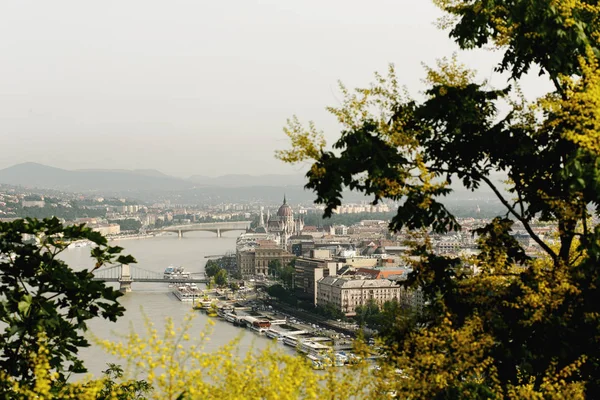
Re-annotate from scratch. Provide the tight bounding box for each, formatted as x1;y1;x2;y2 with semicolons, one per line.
265;328;281;339
281;331;312;347
299;340;331;357
164;265;191;280
307;354;325;370
283;335;300;347
268;317;287;325
172;285;201;302
224;313;237;323
68;241;90;249
333;354;346;367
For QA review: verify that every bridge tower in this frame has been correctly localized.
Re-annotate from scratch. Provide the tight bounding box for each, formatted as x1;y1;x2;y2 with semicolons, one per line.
119;264;133;293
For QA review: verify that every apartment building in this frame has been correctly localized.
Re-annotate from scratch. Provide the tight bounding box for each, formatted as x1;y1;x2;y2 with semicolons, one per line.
294;254;342;305
316;276;402;316
236;240;295;279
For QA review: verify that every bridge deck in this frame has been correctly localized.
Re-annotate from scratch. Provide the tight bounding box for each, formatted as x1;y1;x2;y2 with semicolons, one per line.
92;278;208;283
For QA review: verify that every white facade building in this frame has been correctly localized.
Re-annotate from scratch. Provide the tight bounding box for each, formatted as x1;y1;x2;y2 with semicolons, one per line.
316;276;402;316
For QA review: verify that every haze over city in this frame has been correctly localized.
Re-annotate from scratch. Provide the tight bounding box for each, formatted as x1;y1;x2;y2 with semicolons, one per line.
0;0;552;178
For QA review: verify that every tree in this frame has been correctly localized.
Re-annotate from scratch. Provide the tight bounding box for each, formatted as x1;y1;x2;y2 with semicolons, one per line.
376;299;417;346
213;269;228;287
354;299;380;328
267;259;282;277
230;270;242;280
277;1;600;397
97;363;153;400
267;260;295;289
0;217;135;394
110;218;142;232
228;282;240;292
279;264;295;290
266;283;297;306
204;260;221;278
316;302;346;321
266;284;288;300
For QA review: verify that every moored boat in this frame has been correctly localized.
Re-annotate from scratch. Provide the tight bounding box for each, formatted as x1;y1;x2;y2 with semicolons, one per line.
224;313;237;323
250;319;271;334
164;265;191;280
265;328;280;340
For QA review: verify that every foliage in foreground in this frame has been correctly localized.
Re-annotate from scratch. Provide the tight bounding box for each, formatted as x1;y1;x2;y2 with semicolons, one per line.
3;313;377;399
277;0;600;398
0;217;135;395
5;311;593;399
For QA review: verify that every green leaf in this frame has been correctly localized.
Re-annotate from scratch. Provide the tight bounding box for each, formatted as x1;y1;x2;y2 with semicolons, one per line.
17;295;32;315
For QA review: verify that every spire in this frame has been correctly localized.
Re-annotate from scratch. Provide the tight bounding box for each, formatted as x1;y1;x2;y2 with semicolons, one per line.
283;194;287;205
259;206;265;227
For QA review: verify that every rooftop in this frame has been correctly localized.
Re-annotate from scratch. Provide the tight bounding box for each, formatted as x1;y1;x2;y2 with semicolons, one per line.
318;276;399;289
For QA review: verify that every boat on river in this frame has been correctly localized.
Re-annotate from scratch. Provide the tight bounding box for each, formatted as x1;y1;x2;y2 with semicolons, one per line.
173;286;201;302
68;240;91;249
164;265;191;279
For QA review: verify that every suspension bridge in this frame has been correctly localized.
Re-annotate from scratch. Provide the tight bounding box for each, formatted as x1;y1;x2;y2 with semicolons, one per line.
91;264;208;293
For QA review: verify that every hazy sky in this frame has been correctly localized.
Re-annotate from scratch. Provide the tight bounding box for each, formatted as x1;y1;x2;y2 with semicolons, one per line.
0;0;551;178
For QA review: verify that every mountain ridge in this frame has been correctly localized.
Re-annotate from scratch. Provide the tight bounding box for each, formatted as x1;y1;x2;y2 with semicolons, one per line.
0;163;505;205
0;163;306;192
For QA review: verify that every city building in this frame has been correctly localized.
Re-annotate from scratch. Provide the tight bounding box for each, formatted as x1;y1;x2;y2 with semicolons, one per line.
294;253;343;305
21;200;45;208
316;276;402;316
398;286;425;314
332;256;378;268
254;241;295;276
434;239;462;255
236;240;295;279
91;223;121;236
355;267;408;280
237;249;256;279
331;203;390;214
333;225;348;235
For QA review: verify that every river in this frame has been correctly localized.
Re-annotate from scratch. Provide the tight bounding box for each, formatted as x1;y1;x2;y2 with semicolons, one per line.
59;231;288;376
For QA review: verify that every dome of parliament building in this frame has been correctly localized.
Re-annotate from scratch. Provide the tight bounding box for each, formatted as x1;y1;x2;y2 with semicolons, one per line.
277;196;293;217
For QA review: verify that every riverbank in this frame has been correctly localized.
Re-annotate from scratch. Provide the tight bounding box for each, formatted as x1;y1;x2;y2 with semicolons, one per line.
192;295;362;369
107;232;169;241
263;300;374;338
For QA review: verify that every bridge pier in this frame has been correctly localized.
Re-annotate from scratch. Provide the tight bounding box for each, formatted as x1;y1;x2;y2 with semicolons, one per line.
178;230;183;238
216;229;221;238
119;264;133;293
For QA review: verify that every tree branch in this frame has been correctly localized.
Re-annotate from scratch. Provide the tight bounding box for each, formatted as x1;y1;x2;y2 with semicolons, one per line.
423;165;557;263
18;277;29;295
549;70;567;100
582;210;589;240
478;174;559;264
514;179;526;219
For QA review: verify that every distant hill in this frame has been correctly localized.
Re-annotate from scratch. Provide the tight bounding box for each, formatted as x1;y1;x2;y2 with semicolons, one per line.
0;163;192;192
0;163;308;197
0;163;506;205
